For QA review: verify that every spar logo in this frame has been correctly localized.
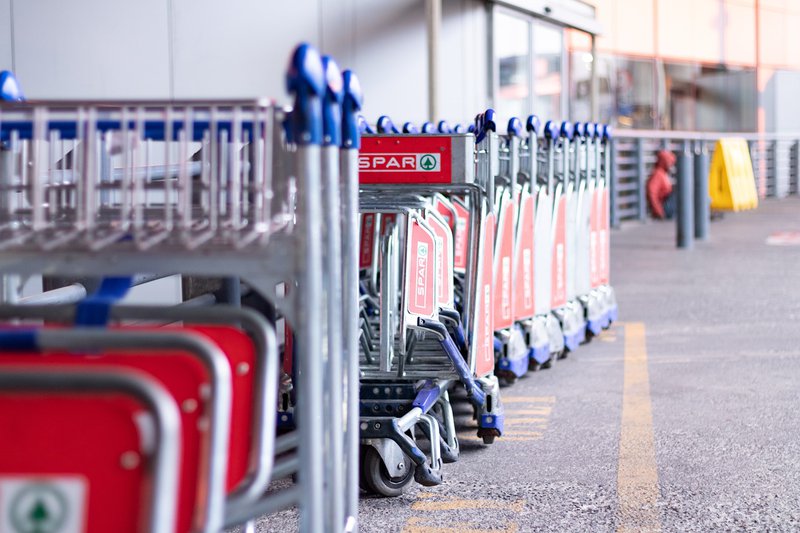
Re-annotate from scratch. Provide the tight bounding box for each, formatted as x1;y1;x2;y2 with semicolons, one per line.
523;248;532;309
359;153;441;172
501;257;511;319
556;243;565;291
415;242;429;309
483;284;491;363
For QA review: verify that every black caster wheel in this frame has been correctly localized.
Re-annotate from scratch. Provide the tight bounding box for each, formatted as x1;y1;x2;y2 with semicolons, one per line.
478;428;500;445
361;446;415;497
528;360;541;372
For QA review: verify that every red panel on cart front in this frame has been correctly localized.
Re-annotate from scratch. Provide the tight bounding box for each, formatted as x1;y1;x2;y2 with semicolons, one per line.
514;191;536;321
359;213;376;269
453;201;470;272
589;185;601;289
493;197;515;330
551;195;568;308
0;352;207;533
0;388;148;533
359;136;453;184
405;219;437;318
474;213;496;377
600;187;610;284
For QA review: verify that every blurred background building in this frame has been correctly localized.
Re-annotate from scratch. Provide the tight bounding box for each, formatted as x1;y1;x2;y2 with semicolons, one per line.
1;0;798;133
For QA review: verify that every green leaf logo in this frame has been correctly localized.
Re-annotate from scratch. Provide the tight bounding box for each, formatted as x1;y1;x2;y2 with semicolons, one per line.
420;154;436;171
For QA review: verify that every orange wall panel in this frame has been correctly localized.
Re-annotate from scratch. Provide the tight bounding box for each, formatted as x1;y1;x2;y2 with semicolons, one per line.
723;1;757;66
657;0;721;63
758;7;788;67
614;0;655;56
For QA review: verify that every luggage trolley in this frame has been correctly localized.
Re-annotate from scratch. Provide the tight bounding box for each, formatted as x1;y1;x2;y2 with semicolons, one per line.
492;116;531;382
594;124;618;327
355;113;504;496
0;42;360;533
542;121;586;353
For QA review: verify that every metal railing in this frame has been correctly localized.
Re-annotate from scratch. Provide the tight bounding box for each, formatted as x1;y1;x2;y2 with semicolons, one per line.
608;130;800;248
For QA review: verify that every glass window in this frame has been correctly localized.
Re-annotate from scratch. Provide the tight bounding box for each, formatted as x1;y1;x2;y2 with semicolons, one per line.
660;61;700;130
695;66;756;132
494;12;530;120
615;58;655;129
533;22;564;122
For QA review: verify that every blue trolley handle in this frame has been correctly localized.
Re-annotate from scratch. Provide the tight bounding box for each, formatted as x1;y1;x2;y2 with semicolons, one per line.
0;71;24;102
402;122;419;134
342;71;363;149
286;43;325;146
376;115;399;134
321;56;344;148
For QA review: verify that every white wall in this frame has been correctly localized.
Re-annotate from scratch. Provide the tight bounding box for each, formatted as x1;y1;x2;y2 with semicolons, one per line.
0;0;489;125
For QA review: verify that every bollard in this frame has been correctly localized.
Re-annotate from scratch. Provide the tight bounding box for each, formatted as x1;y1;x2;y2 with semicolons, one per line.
677;140;694;249
636;138;646;221
693;141;710;241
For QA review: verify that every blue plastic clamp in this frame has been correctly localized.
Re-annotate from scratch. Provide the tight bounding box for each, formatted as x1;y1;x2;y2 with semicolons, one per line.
603;124;613;140
358;115;374;135
453;124;465;134
377;115;399;134
544;120;559;140
0;71;24;102
321;56;343;147
526;115;541;136
341;70;363;149
0;329;38;350
421;121;436;134
75;277;134;326
507;117;522;137
402;122;419;134
286;43;325;145
573;122;586;138
411;381;441;412
437;120;452;134
560;121;574;140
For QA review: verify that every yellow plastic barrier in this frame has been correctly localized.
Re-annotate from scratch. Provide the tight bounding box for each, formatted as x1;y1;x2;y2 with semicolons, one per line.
708;138;758;211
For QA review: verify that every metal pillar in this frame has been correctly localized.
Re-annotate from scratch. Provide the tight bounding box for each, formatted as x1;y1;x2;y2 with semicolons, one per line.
425;0;441;122
635;138;646;221
677;141;694;249
693;141;710;241
793;140;800;195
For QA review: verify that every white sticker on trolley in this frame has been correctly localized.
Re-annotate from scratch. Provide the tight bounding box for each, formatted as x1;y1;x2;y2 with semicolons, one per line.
359;153;441;172
415;242;429;309
0;476;87;533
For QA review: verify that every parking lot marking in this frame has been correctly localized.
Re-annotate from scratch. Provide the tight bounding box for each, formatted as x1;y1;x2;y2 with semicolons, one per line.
616;322;661;533
501;396;556;403
403;516;519;533
503;417;548;426
411;498;525;512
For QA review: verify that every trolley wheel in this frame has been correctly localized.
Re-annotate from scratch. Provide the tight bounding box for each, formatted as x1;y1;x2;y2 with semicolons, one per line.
478;428;500;445
362;446;415;497
541;357;554;369
559;350;569;360
496;369;517;386
528;360;541;372
358;447;375;494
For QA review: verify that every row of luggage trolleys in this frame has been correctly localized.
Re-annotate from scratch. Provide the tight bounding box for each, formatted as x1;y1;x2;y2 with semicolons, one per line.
356;111;616;496
0;42;615;532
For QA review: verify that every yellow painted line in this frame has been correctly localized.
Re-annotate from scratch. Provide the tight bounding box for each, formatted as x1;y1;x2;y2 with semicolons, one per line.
600;337;618;342
403;517;519;533
503;417;548;426
504;430;543;437
412;498;525;512
501;396;556;403
506;407;551;415
616;322;661;533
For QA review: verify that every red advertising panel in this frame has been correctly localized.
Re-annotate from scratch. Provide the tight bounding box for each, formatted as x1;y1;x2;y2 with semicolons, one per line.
359;213;376;269
551;194;567;308
426;213;455;308
589;184;601;288
514;190;536;320
434;196;457;233
359;136;453;184
493;194;516;330
474;212;496;377
453;200;470;272
404;218;437;319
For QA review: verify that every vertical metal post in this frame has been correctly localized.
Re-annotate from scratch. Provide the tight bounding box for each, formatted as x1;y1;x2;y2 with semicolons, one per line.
770;139;779;197
425;0;441;122
221;277;241;307
609;138;619;228
677;140;694;249
694;141;710;241
635;138;646;221
793;140;800;195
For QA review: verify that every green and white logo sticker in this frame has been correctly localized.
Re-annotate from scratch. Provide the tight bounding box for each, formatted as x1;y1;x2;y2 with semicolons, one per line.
0;477;86;533
416;153;440;172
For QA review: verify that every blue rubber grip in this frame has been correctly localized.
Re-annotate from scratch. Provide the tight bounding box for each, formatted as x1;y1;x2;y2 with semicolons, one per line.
437;120;452;134
543;120;558;140
0;71;24;102
453;124;465;134
402;122;419;134
357;115;374;135
507;117;522;137
476;109;496;143
603;124;613;140
560;121;574;140
341;70;363;149
0;329;38;350
526;115;541;136
467;124;476;134
421;122;436;134
75;277;134;327
321;56;343;147
573;122;586;138
377;116;399;134
286;43;325;146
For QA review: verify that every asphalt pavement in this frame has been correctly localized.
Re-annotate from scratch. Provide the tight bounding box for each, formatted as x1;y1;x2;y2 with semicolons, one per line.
257;198;800;532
